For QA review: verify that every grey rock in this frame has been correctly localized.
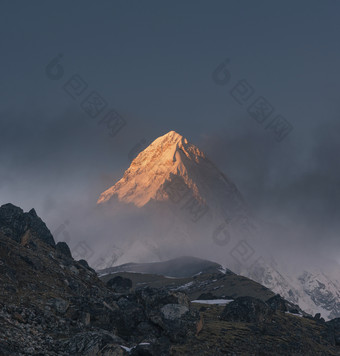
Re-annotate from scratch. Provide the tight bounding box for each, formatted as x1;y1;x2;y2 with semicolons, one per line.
160;304;189;320
220;296;273;323
60;331;124;355
78;259;96;273
56;242;72;259
266;294;287;312
107;276;132;292
0;203;55;247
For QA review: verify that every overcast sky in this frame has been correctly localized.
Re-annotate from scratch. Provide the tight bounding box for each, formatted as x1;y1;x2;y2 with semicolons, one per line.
1;1;339;264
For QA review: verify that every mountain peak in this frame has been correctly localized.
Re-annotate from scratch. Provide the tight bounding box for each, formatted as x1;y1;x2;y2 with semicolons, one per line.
161;130;184;141
97;131;211;207
97;130;246;223
143;130;192;160
155;130;189;147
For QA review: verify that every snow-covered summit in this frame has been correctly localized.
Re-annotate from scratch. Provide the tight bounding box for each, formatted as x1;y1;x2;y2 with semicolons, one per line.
97;131;247;222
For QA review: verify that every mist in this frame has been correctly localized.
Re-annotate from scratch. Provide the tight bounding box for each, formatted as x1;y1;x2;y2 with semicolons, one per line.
0;104;339;275
1;0;340;275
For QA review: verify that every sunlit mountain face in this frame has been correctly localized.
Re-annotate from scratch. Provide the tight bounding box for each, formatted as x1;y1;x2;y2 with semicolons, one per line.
98;130;247;217
96;130;255;263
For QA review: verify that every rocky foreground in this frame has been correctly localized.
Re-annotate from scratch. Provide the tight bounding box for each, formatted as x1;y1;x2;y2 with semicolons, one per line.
0;203;340;355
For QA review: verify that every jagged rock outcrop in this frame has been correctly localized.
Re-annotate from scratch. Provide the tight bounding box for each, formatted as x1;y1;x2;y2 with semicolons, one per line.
0;203;55;247
56;241;73;258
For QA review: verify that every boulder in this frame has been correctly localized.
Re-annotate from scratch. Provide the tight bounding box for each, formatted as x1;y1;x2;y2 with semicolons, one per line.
197;292;218;300
266;294;287;312
135;287;198;342
56;242;72;259
47;298;69;314
59;331;125;355
78;259;96;273
220;296;273;323
107;276;132;292
160;304;189;320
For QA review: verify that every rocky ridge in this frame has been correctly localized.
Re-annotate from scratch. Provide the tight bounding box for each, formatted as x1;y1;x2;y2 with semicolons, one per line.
0;203;199;355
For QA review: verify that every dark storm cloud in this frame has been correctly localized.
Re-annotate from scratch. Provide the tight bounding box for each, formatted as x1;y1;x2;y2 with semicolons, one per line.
200;117;340;236
0;108;124;174
0;106;138;223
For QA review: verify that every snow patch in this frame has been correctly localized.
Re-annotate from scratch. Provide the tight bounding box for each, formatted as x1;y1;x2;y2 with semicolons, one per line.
285;311;303;318
173;281;194;290
120;343;151;352
191;299;234;305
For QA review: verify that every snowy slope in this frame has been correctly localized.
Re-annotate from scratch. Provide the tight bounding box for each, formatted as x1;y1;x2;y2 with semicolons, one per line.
298;270;340;320
245;261;340;320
